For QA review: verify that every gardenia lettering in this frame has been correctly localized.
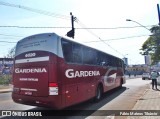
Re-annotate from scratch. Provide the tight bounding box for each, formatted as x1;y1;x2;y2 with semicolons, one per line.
65;69;100;78
15;68;47;73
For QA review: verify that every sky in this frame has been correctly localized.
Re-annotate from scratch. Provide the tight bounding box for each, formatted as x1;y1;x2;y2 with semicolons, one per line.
0;0;159;64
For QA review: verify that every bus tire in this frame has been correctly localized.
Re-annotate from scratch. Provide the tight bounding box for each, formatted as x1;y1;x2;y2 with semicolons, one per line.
94;85;102;102
119;79;123;88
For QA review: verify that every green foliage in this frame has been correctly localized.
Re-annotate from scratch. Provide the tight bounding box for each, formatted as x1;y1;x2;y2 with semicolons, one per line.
140;25;160;64
0;75;12;85
5;46;16;58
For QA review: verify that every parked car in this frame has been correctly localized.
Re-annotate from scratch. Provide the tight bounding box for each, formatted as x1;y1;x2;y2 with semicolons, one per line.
142;73;150;80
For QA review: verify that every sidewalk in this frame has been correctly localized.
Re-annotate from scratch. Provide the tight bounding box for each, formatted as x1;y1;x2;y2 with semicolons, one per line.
127;84;160;119
0;84;13;93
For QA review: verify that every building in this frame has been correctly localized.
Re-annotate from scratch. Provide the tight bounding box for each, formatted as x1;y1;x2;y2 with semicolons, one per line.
125;64;149;75
0;58;13;75
145;55;151;65
123;57;128;66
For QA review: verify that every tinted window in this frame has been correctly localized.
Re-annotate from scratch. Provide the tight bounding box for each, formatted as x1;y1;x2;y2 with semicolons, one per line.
82;47;97;65
96;52;106;66
62;38;122;67
62;38;82;64
61;39;73;63
72;43;82;64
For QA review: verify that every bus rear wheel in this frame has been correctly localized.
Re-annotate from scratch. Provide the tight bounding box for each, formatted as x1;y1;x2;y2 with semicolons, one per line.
119;79;123;88
94;85;102;102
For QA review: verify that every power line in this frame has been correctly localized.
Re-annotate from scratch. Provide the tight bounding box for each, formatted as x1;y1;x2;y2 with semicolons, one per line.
0;33;150;44
0;1;70;20
0;41;16;43
0;25;155;29
0;26;71;29
0;38;19;40
0;33;150;43
76;19;146;64
76;25;154;30
0;33;23;37
84;34;150;43
76;18;125;57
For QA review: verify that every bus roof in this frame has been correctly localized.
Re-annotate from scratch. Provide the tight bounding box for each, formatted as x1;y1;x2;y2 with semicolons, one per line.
16;32;122;61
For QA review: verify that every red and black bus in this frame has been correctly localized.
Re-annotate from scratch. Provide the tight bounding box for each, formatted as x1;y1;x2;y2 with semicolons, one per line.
12;33;126;109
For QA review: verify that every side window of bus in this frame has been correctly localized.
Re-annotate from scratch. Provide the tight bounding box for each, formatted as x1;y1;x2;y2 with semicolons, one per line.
83;47;96;65
96;53;101;65
118;59;122;67
61;39;73;63
104;55;109;66
97;53;107;66
115;58;118;67
72;43;82;64
107;56;112;66
112;58;116;67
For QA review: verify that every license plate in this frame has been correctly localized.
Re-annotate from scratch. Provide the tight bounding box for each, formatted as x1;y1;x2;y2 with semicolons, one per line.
25;91;32;95
20;90;32;95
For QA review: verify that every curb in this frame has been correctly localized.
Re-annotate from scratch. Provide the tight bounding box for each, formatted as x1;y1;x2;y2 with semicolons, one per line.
0;84;13;93
0;89;12;93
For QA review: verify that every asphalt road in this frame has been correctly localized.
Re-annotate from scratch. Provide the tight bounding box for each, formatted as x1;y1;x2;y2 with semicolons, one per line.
0;78;151;119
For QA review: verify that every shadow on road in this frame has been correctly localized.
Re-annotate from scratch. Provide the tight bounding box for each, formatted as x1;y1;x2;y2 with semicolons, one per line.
1;87;127;119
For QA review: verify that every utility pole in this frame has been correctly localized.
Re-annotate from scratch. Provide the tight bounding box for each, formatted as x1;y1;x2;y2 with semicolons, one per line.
157;4;160;25
67;12;76;39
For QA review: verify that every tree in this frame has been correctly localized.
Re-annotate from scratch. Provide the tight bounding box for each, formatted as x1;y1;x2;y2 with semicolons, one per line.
140;25;160;64
5;46;16;58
